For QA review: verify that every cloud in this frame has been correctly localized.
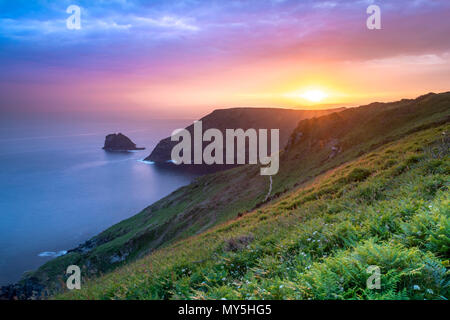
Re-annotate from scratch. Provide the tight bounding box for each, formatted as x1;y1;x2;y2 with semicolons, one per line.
1;0;450;104
132;16;199;31
313;1;338;9
0;14;198;42
365;54;449;67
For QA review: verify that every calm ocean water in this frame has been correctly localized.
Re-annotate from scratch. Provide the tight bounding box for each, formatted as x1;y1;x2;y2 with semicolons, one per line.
0;115;196;286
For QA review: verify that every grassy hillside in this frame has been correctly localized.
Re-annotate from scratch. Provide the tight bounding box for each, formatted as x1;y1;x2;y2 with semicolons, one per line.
56;92;449;300
60;120;449;300
6;92;449;299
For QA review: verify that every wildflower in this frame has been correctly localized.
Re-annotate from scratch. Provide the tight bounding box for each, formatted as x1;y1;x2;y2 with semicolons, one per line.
413;285;421;290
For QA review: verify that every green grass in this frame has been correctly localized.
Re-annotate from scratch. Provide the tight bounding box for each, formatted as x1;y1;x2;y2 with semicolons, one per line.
59;123;450;300
19;92;449;299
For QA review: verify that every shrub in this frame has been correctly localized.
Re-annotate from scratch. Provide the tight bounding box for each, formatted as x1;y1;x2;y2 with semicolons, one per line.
299;240;449;300
224;235;255;252
401;195;450;256
346;168;372;183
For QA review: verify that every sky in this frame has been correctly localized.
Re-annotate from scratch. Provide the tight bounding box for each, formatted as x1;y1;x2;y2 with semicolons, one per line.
1;0;449;119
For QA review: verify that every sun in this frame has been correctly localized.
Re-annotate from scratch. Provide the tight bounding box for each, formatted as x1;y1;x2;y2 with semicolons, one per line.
283;88;329;104
300;90;328;103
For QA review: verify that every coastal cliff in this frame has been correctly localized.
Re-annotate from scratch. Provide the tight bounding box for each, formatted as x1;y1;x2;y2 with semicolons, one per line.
145;107;343;172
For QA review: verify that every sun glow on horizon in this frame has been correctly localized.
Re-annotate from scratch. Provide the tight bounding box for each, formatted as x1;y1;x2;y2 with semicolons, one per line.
283;88;330;104
300;90;328;103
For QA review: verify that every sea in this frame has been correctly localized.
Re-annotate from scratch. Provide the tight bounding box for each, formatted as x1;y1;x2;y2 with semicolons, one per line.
0;113;196;286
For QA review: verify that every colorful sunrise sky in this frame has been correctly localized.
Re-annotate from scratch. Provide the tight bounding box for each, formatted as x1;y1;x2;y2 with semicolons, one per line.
1;0;449;118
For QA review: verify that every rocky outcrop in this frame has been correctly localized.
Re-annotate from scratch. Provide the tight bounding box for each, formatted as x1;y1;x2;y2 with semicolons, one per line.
0;277;47;300
103;133;145;151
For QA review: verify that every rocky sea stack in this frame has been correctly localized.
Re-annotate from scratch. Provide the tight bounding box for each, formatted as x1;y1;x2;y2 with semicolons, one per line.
103;133;145;151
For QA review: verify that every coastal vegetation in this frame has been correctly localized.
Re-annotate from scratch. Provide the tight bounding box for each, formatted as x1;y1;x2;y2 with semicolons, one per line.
5;92;449;300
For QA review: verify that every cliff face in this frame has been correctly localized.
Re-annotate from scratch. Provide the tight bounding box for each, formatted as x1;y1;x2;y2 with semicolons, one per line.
103;133;145;151
145;107;343;167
